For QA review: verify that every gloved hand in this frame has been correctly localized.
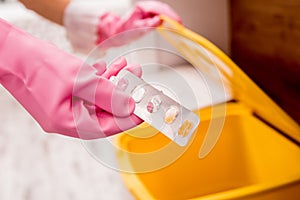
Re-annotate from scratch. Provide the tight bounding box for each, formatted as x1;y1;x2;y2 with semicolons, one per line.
96;0;181;49
63;0;181;53
97;0;181;45
0;19;142;139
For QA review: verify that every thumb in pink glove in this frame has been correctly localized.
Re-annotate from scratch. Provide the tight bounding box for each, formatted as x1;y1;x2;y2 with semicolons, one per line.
96;0;181;46
74;57;143;139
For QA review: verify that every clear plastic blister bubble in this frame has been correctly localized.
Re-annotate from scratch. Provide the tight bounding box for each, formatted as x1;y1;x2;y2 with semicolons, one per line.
111;70;200;146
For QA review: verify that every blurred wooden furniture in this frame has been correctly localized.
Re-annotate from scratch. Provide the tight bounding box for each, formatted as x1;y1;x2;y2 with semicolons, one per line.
230;0;300;124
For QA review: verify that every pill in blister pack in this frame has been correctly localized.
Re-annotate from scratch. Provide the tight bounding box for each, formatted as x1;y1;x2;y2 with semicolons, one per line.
111;70;200;146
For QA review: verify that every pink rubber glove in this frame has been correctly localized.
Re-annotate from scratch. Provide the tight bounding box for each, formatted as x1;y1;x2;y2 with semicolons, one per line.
0;19;142;139
97;0;181;46
97;1;181;46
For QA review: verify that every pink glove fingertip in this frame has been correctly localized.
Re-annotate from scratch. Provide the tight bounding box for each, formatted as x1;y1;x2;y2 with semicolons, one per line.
145;16;162;27
93;60;107;75
111;95;136;117
94;77;135;117
135;1;182;24
97;12;121;44
124;63;142;78
102;57;127;78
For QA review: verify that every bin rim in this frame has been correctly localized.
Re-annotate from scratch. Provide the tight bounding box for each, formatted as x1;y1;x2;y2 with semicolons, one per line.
158;15;300;143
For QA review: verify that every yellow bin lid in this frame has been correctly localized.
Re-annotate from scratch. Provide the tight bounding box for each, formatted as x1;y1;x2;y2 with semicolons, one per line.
158;16;300;144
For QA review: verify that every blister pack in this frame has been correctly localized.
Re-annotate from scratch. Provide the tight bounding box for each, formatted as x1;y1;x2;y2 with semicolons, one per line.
111;70;200;146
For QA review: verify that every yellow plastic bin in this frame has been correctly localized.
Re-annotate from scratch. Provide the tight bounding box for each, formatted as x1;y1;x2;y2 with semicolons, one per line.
115;17;300;200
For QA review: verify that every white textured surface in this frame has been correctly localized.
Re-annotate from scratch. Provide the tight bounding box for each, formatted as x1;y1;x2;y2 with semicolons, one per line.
0;3;133;200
